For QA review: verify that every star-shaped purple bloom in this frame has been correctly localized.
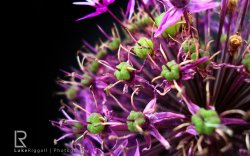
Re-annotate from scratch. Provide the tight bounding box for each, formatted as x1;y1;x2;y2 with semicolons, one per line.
154;0;220;37
126;0;150;20
73;0;115;21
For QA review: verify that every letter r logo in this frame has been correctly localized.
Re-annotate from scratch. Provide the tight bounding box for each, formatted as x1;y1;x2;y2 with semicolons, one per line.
14;130;27;148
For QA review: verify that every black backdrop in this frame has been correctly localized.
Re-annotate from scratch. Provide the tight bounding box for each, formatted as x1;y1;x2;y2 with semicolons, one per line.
8;0;126;155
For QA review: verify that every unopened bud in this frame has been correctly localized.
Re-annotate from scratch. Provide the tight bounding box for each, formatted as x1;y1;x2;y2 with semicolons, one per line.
228;0;238;12
229;34;242;52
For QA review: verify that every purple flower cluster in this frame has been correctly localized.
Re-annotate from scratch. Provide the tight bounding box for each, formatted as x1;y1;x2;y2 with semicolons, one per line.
52;0;250;155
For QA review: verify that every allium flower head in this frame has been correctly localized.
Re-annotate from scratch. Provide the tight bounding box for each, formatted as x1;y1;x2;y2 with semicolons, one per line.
52;0;250;155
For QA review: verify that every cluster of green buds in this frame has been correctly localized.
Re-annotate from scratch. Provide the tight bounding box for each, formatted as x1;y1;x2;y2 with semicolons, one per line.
127;111;146;132
114;62;134;80
155;13;182;38
242;53;250;72
182;39;198;53
133;37;154;59
191;108;221;135
87;113;105;134
108;38;121;51
191;49;210;69
161;60;181;81
128;16;153;32
89;50;107;73
81;73;93;86
66;87;78;100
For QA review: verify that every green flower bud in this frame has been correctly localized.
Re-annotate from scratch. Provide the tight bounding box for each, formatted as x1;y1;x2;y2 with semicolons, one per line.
114;62;133;80
161;60;180;81
108;38;121;51
87;113;105;134
89;61;100;73
138;16;153;27
128;23;137;33
242;53;250;72
127;111;146;132
96;50;107;59
191;115;204;133
72;123;84;134
191;49;210;69
182;39;197;53
133;37;154;59
81;74;93;86
74;123;83;129
66;87;77;100
155;13;181;38
191;108;220;135
220;34;227;42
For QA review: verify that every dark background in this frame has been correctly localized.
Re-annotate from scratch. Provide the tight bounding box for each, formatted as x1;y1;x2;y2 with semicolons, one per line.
8;0;126;155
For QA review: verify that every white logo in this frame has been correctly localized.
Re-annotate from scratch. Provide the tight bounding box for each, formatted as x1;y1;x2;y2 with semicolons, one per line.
14;130;27;148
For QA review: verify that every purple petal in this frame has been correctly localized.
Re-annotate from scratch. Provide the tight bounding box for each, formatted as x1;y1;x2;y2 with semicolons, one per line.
221;118;248;125
150;112;185;124
188;1;220;13
143;98;157;114
89;134;102;144
113;139;128;155
186;125;198;136
134;140;140;156
142;134;152;151
163;0;174;7
188;143;194;156
95;148;104;156
154;8;183;37
180;93;200;114
181;56;209;71
75;7;107;21
73;2;96;7
126;0;135;20
103;0;115;5
95;80;108;89
150;126;170;149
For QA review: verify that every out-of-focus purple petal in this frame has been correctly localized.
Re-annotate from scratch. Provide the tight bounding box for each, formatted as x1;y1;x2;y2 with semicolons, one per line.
143;98;157;114
80;90;94;119
75;6;108;21
221;118;248;125
188;142;194;156
113;139;128;155
154;8;183;37
95;148;104;156
163;0;174;7
150;126;170;149
150;112;185;124
83;138;96;155
126;0;135;20
142;134;152;151
95;80;108;89
110;124;128;131
134;140;140;156
89;134;103;144
186;125;198;136
188;1;220;13
103;0;115;5
73;1;96;7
